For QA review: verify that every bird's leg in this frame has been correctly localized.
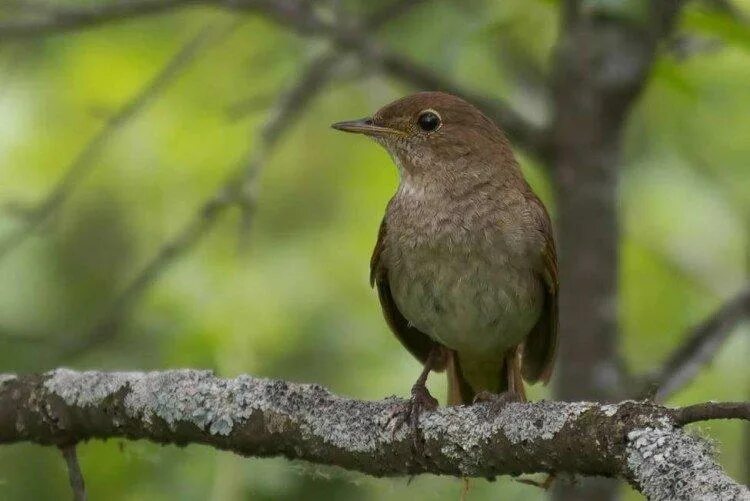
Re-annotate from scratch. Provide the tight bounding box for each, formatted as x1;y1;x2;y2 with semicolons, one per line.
410;349;440;413
387;347;441;446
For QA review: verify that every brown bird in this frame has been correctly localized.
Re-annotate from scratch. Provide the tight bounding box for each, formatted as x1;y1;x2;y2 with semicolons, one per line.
332;92;557;419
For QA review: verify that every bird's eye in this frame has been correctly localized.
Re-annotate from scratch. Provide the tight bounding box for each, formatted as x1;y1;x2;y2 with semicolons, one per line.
417;110;441;132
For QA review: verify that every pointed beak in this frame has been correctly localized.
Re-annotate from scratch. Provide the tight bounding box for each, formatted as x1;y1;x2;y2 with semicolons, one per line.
331;117;404;137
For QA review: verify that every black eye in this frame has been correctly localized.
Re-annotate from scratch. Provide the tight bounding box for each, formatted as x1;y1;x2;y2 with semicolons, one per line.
417;110;441;132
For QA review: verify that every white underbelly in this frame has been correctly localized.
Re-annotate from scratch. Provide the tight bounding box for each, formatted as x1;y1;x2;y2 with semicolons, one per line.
389;248;542;356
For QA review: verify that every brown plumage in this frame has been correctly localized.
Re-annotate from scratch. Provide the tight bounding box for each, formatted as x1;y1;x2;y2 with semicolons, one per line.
334;91;558;407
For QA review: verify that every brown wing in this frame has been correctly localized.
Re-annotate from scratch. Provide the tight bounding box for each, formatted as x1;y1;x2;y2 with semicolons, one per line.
521;198;559;384
371;216;442;367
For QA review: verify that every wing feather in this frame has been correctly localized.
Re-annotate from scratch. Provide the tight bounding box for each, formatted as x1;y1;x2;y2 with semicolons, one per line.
371;216;442;368
521;197;559;384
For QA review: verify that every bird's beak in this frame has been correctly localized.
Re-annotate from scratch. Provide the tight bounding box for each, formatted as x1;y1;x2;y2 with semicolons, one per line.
331;117;404;137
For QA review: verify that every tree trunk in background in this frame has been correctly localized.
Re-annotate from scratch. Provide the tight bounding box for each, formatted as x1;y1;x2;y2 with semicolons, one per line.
745;229;749;486
551;23;626;501
550;3;679;499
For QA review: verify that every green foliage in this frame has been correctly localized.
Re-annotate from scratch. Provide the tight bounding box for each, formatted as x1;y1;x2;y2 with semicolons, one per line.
683;8;750;52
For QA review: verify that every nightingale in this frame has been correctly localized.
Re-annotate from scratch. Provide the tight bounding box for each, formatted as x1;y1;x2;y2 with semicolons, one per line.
332;92;558;418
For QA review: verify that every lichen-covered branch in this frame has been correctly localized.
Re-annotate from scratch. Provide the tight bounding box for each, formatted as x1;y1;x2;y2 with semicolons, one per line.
0;370;747;500
671;401;750;425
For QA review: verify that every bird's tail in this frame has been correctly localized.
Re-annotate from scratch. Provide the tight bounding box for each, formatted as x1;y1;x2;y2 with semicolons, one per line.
446;347;527;405
446;350;474;405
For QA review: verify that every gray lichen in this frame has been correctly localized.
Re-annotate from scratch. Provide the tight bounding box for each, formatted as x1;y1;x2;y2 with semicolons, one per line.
42;368;600;462
124;370;256;436
0;373;16;387
600;403;619;417
421;400;593;473
42;368;401;447
38;368;749;495
627;424;750;501
44;369;135;407
123;370;401;449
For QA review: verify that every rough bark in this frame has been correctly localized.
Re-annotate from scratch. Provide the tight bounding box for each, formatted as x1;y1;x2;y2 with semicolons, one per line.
0;370;747;500
551;3;684;498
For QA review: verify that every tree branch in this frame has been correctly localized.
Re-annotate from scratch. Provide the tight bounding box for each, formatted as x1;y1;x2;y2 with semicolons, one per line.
0;0;550;156
672;401;750;426
60;49;341;357
0;0;202;39
640;286;750;402
0;370;746;500
60;445;87;501
0;23;224;261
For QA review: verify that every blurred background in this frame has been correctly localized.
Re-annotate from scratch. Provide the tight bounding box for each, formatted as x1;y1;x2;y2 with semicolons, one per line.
0;0;748;499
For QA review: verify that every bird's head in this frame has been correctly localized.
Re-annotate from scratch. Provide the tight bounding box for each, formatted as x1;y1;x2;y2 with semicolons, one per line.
332;91;515;180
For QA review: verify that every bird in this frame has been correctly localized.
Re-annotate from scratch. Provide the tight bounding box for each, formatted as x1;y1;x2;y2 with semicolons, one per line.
331;91;558;422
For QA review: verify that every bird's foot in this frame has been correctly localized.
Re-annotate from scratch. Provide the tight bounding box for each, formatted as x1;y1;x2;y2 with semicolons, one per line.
387;383;438;450
473;390;521;413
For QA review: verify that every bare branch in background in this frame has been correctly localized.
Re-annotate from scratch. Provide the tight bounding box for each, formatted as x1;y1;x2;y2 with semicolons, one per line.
650;0;687;38
671;401;750;425
362;0;430;29
0;24;224;261
54;0;433;354
61;50;342;357
640;286;750;402
227;0;429;123
235;50;342;244
251;1;553;156
0;0;551;157
668;35;725;60
668;0;749;60
60;445;87;501
704;0;749;22
0;369;747;499
0;0;197;39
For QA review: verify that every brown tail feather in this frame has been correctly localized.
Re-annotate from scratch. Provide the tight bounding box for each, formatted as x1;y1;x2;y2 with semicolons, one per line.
446;350;475;405
447;346;528;405
506;345;527;402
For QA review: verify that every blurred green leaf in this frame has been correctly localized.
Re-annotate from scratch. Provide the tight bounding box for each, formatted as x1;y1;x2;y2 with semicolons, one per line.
682;9;750;52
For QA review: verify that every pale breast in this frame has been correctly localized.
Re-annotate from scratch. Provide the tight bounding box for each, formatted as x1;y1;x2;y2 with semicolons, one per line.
384;185;543;356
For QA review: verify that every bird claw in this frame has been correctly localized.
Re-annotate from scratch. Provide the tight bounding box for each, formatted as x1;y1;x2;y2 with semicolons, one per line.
387;384;438;451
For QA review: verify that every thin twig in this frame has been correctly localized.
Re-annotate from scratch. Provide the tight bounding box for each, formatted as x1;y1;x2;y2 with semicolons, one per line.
62;51;341;357
0;23;224;261
672;401;750;426
226;0;427;122
60;445;87;501
362;0;430;28
641;286;750;402
236;50;342;244
0;0;550;156
704;0;749;22
55;0;431;354
0;0;199;40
